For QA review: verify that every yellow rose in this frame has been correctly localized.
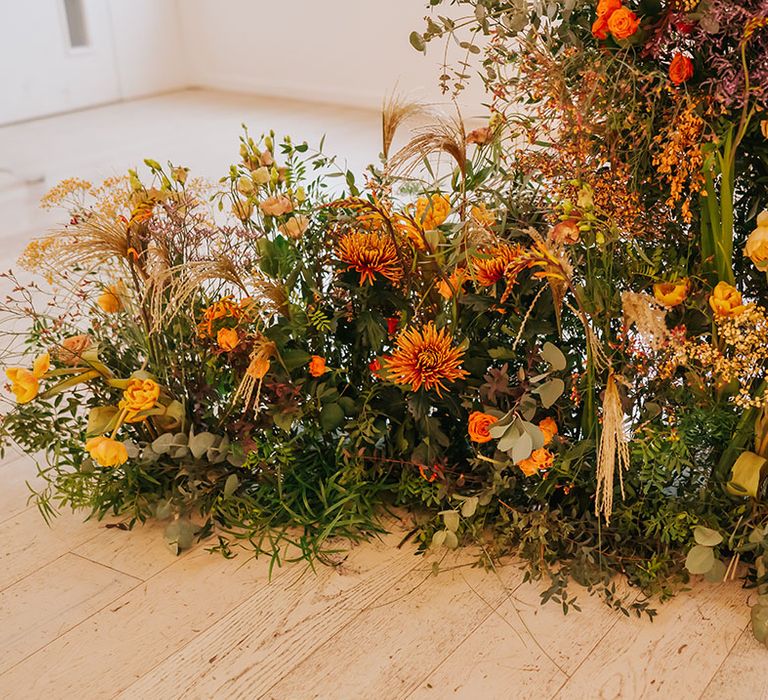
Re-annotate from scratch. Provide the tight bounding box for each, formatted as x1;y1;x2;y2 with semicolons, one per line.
709;281;746;318
744;211;768;272
85;436;129;467
416;194;450;230
217;327;240;352
97;283;124;313
121;378;160;419
653;279;689;308
6;367;39;404
5;353;50;404
470;203;495;227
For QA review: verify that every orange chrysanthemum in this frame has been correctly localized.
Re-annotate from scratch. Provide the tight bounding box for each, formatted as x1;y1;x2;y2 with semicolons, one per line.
471;243;526;287
385;322;468;396
336;231;404;286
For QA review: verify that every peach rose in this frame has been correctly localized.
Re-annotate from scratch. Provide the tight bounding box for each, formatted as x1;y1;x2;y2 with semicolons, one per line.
217;327;240;352
669;53;694;86
607;7;640;39
709;282;746;318
744;211;768;272
517;448;554;477
57;335;93;366
260;195;293;217
309;355;328;377
653;279;689;308
468;411;498;443
279;214;310;240
85;436;129;467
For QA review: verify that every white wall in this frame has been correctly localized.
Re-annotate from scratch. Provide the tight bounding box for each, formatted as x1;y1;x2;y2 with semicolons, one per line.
0;0;186;125
178;0;486;113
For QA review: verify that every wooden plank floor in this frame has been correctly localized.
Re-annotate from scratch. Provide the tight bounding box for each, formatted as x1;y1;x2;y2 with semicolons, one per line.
0;452;764;700
0;91;766;699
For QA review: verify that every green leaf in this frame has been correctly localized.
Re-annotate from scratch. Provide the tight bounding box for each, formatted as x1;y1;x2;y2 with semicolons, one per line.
431;529;447;548
281;348;312;371
511;431;533;464
319;403;345;432
533;378;565;409
444;530;459;549
751;601;768;644
409;31;426;52
685;544;715;575
87;406;120;437
693;525;723;547
541;342;566;371
727;451;767;499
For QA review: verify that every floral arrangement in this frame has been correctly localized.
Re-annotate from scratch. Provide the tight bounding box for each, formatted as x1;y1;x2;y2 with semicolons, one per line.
3;0;768;647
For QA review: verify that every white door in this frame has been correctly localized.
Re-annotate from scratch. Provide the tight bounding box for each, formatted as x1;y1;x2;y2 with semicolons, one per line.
0;0;121;125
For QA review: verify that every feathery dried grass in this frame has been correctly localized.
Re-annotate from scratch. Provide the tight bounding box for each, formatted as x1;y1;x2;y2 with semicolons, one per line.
621;291;669;350
389;112;467;176
382;94;427;162
595;372;631;524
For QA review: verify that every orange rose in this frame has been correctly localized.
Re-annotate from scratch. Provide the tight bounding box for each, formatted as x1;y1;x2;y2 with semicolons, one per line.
607;7;640;39
468;411;498;443
517;448;554;477
539;417;558;446
85;436;129;467
669;53;694;86
597;0;621;15
653;279;689;308
309;355;328;377
744;211;768;272
592;15;610;39
709;282;746;318
217;327;240;352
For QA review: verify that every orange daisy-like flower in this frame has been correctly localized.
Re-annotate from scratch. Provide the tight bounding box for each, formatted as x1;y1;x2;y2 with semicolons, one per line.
471;243;526;287
385;322;468;396
336;231;403;286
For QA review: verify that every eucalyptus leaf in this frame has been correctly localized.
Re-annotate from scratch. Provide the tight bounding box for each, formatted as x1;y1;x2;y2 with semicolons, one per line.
151;433;176;455
693;525;723;547
541;342;567;371
511;431;533;464
444;530;459;549
189;431;217;459
533;378;565;409
703;558;726;583
164;518;196;555
223;473;240;498
442;510;460;532
461;496;479;518
431;529;447;548
685;544;715;575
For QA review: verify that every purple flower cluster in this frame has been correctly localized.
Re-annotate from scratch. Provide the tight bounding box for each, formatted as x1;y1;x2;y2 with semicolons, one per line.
692;0;768;109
